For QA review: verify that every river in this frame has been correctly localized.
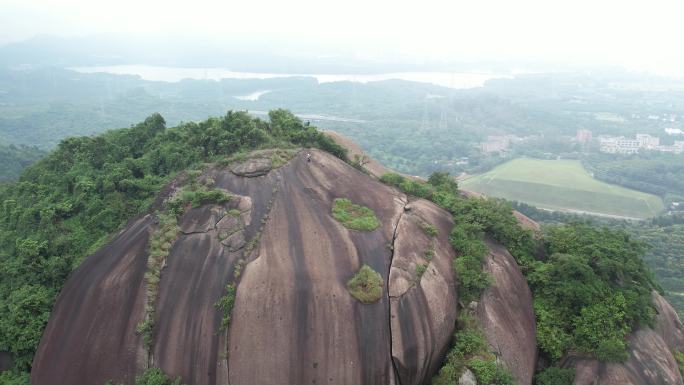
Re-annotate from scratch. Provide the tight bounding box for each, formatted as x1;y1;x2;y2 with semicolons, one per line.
71;65;510;89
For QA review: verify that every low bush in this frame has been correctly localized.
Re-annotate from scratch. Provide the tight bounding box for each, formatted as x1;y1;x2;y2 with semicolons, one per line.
168;185;231;215
416;263;428;279
347;264;384;304
424;244;435;261
0;371;30;385
535;367;575;385
136;368;185;385
269;148;297;168
332;198;380;231
422;223;438;237
468;358;497;384
380;173;433;199
675;350;684;379
214;283;237;332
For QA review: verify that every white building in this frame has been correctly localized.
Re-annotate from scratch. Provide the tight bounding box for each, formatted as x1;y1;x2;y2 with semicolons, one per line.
665;128;684;135
599;136;640;154
636;134;660;149
481;136;511;153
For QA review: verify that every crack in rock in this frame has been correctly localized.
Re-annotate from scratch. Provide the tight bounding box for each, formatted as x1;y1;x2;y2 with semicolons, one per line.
230;158;273;177
388;195;409;385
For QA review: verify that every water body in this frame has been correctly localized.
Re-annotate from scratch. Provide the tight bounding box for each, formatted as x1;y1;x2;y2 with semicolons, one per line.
234;90;271;101
71;65;509;89
248;110;366;123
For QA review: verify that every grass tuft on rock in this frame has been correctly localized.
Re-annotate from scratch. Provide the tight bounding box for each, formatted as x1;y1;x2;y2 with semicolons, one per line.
332;198;380;231
347;264;384;304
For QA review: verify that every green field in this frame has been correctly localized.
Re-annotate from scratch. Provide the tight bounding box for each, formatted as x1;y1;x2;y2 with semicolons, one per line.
460;158;664;219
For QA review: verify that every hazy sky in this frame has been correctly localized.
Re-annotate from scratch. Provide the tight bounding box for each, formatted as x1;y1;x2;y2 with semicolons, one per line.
2;0;684;73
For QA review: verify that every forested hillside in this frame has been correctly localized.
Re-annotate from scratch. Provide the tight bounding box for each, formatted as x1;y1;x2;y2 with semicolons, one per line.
513;201;684;318
585;152;684;203
0;143;45;181
7;67;684;179
0;110;345;383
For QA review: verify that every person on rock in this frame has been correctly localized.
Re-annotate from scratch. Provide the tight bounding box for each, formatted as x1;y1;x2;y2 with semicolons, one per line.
307;153;312;163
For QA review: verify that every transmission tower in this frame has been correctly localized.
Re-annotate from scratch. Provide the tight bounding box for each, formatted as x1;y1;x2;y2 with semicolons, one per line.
420;97;429;131
439;101;448;130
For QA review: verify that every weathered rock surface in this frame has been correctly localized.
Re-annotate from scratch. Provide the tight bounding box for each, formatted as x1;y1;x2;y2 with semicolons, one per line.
30;150;459;385
230;157;272;177
567;328;683;385
389;199;458;385
178;204;226;234
31;215;153;385
475;240;537;385
654;291;684;352
512;210;541;233
458;368;477;385
563;291;684;385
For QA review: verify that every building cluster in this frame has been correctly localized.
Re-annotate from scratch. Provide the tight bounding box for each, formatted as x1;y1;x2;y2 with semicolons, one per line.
480;135;528;154
598;133;684;154
576;129;593;144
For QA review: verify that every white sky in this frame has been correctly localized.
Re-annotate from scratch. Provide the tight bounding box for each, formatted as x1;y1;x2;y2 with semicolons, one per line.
2;0;684;73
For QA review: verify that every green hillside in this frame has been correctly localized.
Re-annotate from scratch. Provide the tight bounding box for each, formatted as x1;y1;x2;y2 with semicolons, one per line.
460;158;664;219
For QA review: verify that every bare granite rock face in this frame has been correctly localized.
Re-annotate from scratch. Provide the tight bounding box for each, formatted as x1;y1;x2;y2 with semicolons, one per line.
653;291;684;352
389;199;458;385
230;157;272;177
31;150;461;385
563;291;684;385
31;144;684;385
475;240;537;385
567;328;683;385
458;369;477;385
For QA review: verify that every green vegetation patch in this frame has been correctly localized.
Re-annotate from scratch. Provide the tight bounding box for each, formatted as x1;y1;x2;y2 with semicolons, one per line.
347;264;384;304
214;283;237;332
432;312;515;385
422;223;438;237
167;184;231;216
460;158;664;219
138;212;179;347
534;367;575;385
675;350;684;379
106;367;186;385
0;143;45;182
136;368;186;385
416;263;428;280
270;148;298;168
332;198;380;231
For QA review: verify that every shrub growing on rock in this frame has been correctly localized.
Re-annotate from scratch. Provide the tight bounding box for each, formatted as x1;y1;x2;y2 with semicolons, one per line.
534;367;575;385
332;198;380;231
347;264;384;304
136;368;185;385
214;283;237;332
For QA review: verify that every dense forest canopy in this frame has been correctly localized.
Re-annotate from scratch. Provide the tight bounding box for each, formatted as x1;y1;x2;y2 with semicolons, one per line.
514;201;684;319
0;109;345;384
584;152;684;202
0;143;45;181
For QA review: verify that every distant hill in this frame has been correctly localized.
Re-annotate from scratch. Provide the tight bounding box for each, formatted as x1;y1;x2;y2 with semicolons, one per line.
461;157;665;219
0;143;45;181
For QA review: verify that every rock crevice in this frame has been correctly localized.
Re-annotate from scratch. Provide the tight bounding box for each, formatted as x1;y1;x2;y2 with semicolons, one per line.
388;196;409;385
